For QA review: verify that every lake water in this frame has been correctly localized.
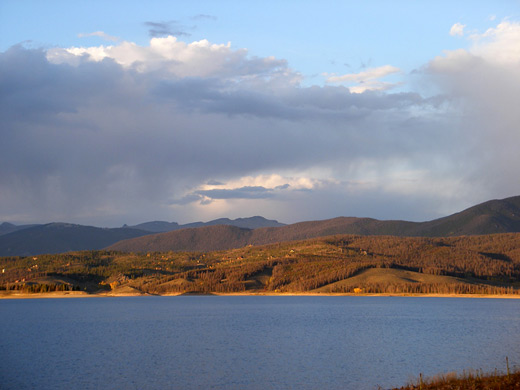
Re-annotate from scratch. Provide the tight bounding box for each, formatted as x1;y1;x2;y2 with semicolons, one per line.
1;296;519;390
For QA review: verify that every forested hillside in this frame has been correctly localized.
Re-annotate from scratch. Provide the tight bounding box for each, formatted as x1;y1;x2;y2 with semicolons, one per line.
2;233;520;296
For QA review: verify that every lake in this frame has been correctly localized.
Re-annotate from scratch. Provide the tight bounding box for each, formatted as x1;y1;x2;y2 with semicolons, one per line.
1;296;519;389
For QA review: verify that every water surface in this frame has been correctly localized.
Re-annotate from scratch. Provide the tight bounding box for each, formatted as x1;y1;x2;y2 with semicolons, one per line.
1;296;519;389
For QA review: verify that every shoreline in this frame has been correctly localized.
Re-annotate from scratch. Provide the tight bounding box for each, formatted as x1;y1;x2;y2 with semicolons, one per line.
1;291;520;299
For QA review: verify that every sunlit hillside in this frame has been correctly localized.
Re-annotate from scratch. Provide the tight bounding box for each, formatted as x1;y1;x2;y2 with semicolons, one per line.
2;233;520;296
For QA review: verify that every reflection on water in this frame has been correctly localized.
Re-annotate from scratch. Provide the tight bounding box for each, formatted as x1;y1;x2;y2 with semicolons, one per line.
1;296;519;390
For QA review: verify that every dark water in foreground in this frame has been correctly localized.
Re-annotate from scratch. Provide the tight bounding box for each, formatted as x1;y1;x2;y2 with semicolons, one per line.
1;296;519;390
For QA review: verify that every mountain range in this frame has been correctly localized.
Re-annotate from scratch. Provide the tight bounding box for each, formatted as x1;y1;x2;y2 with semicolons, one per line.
126;216;286;232
1;196;520;256
107;195;520;253
0;217;284;257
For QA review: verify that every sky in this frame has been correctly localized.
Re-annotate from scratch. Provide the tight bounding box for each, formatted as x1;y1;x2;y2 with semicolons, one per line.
1;1;520;227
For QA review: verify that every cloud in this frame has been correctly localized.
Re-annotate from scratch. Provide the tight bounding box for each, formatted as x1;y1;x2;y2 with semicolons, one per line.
173;175;322;205
449;23;466;37
196;186;275;200
469;21;520;65
192;14;217;21
216;174;320;191
426;20;520;202
78;31;119;42
171;187;277;206
325;65;401;93
1;23;520;226
207;180;224;186
144;21;191;38
46;36;292;81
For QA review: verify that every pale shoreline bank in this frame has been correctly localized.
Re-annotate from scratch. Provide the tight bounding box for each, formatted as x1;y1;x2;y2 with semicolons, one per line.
1;291;520;299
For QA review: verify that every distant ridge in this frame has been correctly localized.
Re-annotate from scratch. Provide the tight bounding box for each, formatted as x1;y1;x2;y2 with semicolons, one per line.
0;222;40;236
0;216;285;256
127;216;285;232
126;221;180;233
108;195;520;253
0;223;150;257
3;197;520;256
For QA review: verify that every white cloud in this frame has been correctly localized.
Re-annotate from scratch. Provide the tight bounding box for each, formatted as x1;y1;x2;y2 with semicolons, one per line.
470;21;520;65
208;174;324;191
78;31;119;42
168;167;468;223
172;173;335;209
326;65;400;83
46;36;296;83
325;65;401;93
430;21;520;76
449;23;466;37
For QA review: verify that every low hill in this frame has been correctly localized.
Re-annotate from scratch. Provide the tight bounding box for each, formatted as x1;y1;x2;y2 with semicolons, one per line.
0;223;151;257
313;268;471;293
127;216;285;233
108;195;520;253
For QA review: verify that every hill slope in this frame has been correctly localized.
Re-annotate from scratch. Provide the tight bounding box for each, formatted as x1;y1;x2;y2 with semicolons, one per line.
111;225;254;253
3;233;520;296
0;223;151;257
412;196;520;236
108;195;520;253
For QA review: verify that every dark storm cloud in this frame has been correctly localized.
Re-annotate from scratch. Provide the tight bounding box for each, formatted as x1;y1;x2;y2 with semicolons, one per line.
173;184;293;206
2;34;517;226
153;77;428;121
0;44;454;225
144;21;191;37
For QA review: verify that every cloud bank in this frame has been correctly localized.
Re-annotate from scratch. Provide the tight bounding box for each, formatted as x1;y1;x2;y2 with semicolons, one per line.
1;21;519;226
325;65;401;93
